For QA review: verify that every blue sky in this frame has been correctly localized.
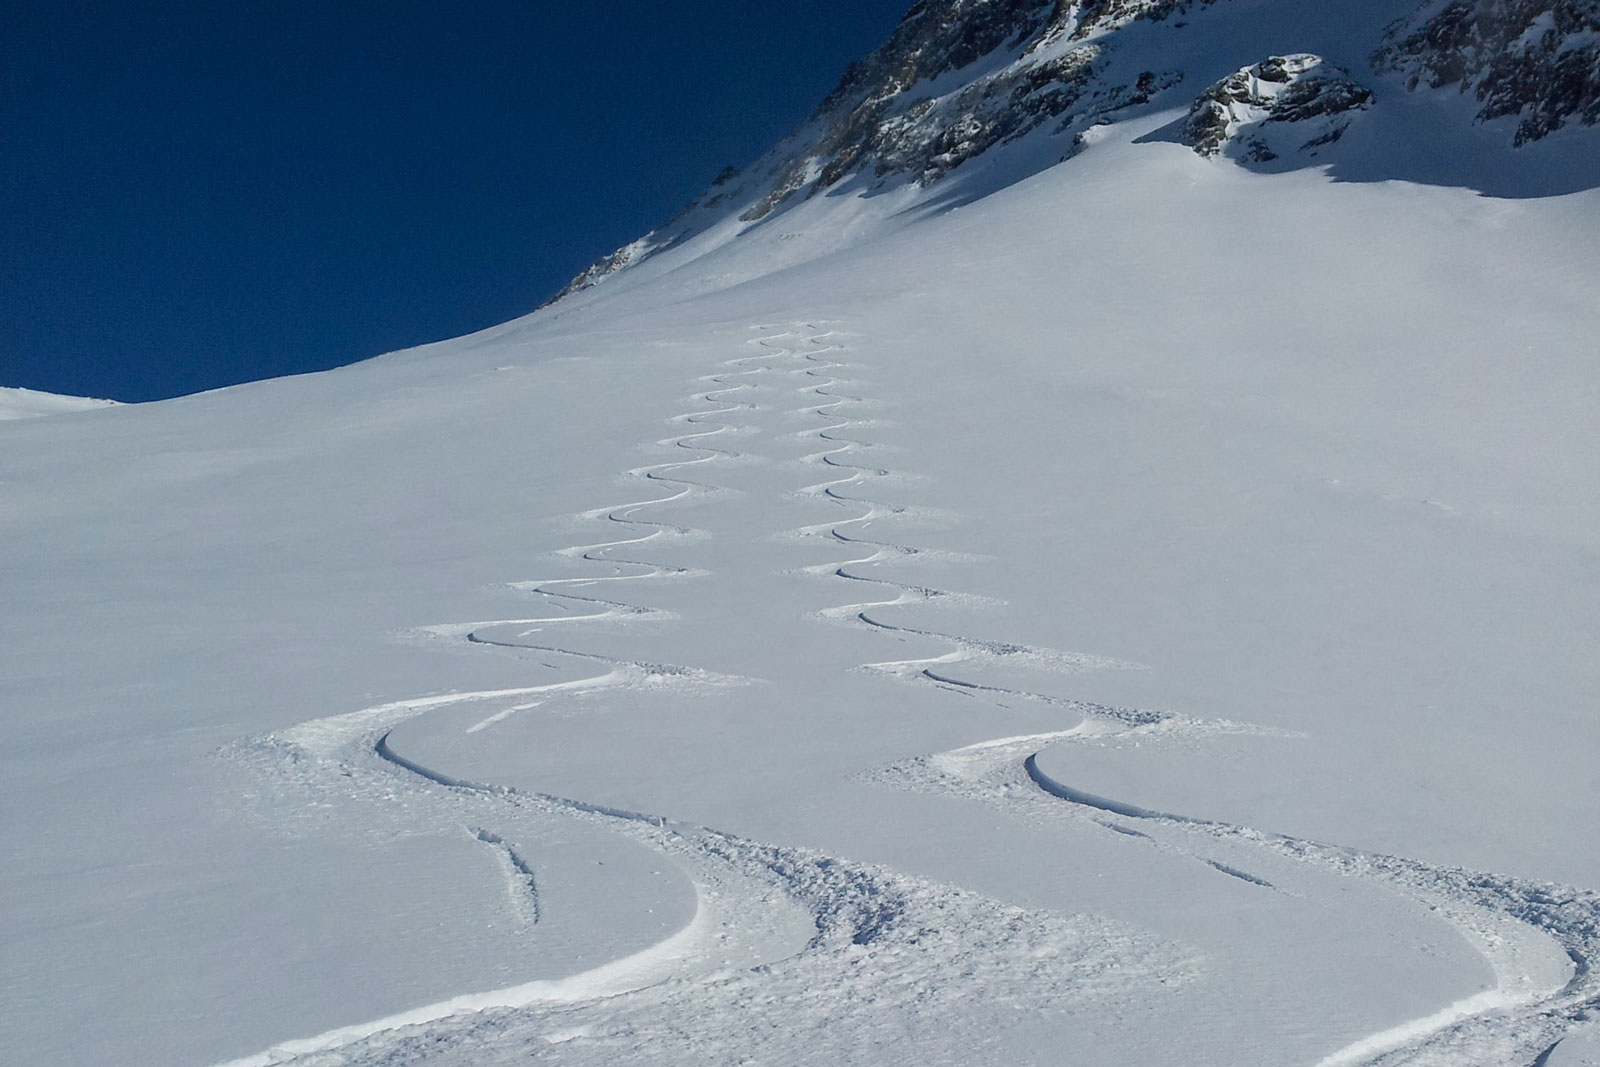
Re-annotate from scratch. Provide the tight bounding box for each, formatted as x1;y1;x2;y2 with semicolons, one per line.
2;1;910;401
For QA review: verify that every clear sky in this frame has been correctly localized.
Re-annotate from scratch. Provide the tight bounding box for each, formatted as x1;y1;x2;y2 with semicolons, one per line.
2;1;910;401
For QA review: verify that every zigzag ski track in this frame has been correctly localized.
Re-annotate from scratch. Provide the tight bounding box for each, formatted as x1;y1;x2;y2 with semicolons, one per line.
212;326;1184;1066
789;326;1600;1066
212;324;1597;1066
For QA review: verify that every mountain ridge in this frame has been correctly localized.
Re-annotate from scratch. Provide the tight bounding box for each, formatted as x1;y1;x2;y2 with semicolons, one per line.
550;0;1600;304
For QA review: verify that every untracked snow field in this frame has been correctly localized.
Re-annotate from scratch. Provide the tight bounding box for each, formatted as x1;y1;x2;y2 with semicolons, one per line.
3;116;1599;1066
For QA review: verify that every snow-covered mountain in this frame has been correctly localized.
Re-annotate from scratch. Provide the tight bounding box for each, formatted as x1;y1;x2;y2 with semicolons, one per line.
4;3;1598;1067
1377;0;1600;145
554;0;1600;304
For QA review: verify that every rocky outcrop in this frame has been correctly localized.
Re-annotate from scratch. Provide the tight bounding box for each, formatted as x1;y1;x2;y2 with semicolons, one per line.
550;236;660;304
739;44;1099;220
1374;0;1600;145
1183;55;1375;162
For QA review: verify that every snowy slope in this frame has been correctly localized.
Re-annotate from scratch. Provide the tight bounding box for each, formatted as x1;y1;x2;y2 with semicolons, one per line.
0;386;118;420
4;3;1600;1066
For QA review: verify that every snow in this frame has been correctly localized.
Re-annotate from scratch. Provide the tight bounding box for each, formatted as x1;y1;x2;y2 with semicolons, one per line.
0;385;117;420
4;23;1599;1067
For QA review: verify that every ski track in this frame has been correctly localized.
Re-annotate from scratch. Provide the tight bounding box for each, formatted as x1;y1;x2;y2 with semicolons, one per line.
787;330;1600;1065
212;326;1183;1067
471;828;541;926
786;335;1148;707
213;324;1597;1065
873;718;1600;1067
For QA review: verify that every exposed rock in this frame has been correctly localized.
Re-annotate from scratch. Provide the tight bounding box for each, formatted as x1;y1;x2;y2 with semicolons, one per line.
547;0;1599;304
549;236;662;305
1183;55;1375;162
555;1;1220;298
1375;0;1600;145
752;0;1222;214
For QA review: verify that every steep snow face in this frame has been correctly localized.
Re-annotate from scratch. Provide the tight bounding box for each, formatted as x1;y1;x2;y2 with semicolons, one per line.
552;0;1600;304
1375;0;1600;145
734;0;1220;217
550;0;1226;304
550;0;1282;303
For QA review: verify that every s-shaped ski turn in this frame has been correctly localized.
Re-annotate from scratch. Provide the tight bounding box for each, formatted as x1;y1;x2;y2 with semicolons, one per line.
211;326;1186;1066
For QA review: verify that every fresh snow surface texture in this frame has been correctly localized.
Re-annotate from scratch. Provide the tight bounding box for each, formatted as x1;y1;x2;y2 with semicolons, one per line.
4;119;1599;1066
0;386;117;421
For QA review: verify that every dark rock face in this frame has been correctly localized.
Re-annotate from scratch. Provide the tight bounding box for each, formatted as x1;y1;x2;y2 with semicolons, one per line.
1183;55;1375;162
1374;0;1600;144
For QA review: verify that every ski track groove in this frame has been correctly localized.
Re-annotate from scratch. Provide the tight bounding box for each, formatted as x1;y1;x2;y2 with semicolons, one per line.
789;334;1146;717
867;674;1600;1067
868;705;1600;1065
213;326;1180;1067
792;332;1600;1065
471;828;541;926
212;324;1598;1066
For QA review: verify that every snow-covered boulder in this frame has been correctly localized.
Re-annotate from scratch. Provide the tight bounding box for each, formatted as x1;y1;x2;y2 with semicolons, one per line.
1183;54;1375;162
